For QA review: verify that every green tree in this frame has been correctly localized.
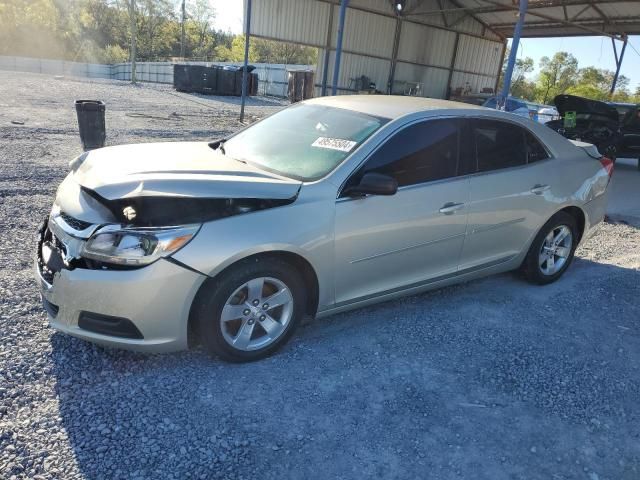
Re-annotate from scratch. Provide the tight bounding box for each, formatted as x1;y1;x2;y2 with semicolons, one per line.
536;52;579;104
134;0;177;60
253;38;318;65
186;0;216;58
497;48;535;100
0;0;63;58
214;34;257;62
566;67;631;102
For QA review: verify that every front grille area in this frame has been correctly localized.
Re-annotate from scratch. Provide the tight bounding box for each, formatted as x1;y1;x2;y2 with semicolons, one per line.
37;218;67;284
60;212;93;231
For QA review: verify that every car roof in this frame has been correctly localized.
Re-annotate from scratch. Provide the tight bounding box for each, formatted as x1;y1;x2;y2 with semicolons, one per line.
304;95;487;119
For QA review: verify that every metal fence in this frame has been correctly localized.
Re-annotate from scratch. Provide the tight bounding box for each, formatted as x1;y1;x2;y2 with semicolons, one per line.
0;56;313;98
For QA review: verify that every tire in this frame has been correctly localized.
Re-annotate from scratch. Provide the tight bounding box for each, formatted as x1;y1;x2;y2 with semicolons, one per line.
521;211;578;285
193;257;307;362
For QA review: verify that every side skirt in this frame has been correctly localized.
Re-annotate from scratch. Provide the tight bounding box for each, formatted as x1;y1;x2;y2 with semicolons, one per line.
316;255;518;319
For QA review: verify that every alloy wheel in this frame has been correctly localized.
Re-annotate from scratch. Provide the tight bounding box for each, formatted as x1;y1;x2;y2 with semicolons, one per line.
538;225;573;276
220;277;294;351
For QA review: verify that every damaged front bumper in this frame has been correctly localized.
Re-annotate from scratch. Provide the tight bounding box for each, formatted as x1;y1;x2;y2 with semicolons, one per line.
35;216;206;353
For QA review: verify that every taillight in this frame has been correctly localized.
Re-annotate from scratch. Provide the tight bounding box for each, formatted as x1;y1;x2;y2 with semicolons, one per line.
599;156;614;179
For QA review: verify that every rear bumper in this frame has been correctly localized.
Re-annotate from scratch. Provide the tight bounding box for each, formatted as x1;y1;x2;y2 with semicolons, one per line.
581;191;608;244
36;258;206;353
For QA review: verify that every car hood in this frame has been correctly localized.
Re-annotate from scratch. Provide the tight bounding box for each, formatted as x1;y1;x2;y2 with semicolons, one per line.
553;94;619;123
73;141;301;201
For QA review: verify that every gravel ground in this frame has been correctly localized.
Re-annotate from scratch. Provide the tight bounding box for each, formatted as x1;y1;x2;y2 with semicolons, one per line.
1;71;640;480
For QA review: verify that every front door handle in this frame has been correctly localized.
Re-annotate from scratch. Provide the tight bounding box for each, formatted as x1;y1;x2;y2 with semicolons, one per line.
439;202;465;215
531;184;550;195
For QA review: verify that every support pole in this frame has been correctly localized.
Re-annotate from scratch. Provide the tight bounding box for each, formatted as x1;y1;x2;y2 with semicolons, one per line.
331;0;349;96
240;0;252;123
494;40;508;95
446;32;460;99
180;0;186;59
610;36;628;95
128;0;137;84
321;6;334;96
387;18;402;95
499;0;527;109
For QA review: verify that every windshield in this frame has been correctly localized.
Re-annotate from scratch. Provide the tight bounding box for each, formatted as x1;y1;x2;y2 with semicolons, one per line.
222;104;388;181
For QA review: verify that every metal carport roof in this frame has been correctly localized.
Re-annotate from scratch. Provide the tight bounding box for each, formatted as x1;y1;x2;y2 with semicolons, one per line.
407;0;640;40
237;0;640;118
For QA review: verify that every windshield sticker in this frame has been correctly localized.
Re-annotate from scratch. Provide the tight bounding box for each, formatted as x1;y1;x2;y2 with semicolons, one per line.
311;137;357;152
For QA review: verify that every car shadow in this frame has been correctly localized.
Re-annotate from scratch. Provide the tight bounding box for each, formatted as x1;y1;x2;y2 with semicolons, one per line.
50;256;640;479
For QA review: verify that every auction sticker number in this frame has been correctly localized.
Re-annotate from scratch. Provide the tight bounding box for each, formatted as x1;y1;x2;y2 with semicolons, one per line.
312;137;357;152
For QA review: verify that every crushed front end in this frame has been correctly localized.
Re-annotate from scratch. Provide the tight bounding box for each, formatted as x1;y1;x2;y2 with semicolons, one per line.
35;205;206;352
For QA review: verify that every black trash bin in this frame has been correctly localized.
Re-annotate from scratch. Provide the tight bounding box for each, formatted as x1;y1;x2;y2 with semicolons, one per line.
75;100;106;150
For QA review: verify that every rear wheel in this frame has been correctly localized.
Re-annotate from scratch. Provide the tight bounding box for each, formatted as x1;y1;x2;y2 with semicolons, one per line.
521;212;578;285
193;258;307;362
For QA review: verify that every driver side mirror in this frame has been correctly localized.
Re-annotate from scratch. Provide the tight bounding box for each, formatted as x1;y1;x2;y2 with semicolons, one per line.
343;172;398;197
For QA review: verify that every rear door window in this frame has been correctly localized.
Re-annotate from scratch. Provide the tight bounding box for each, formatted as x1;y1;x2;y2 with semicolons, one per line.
472;119;527;172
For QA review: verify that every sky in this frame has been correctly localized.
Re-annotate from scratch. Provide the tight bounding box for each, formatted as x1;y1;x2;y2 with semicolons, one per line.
210;0;243;34
512;36;640;92
208;2;640;91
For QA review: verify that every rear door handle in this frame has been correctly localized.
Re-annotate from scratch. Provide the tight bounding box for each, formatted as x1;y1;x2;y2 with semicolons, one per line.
530;184;550;195
439;202;465;215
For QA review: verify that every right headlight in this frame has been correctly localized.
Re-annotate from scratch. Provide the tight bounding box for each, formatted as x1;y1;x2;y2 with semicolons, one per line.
81;224;200;266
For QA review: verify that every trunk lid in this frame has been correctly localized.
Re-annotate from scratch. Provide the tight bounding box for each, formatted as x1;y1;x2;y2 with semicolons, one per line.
569;140;602;159
553;94;619;123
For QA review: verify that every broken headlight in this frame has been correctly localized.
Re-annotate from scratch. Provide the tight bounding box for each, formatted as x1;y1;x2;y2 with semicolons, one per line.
81;224;200;266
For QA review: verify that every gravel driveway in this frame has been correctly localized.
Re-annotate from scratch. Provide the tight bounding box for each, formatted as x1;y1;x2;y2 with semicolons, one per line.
1;71;639;480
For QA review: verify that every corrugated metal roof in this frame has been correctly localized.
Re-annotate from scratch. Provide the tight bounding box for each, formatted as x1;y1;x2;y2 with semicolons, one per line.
453;0;640;38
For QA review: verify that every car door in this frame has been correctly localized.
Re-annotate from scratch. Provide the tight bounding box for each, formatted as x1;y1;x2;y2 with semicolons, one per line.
458;118;555;270
333;118;469;305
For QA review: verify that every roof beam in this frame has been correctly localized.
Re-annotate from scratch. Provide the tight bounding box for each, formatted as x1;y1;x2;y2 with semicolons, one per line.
449;12;470;27
481;0;623;39
436;0;449;27
438;0;506;39
410;0;625;17
570;4;592;21
489;15;640;29
589;2;610;23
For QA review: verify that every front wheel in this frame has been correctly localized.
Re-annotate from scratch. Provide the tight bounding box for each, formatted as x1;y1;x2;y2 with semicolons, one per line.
193;258;307;362
521;212;578;285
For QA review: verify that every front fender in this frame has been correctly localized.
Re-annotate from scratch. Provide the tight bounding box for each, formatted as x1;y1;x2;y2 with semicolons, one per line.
171;183;337;309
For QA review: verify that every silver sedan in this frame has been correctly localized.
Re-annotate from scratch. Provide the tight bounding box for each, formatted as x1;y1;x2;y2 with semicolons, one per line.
36;96;613;361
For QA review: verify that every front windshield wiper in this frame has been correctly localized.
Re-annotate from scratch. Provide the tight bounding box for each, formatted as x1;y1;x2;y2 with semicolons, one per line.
208;139;226;155
207;139;250;166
